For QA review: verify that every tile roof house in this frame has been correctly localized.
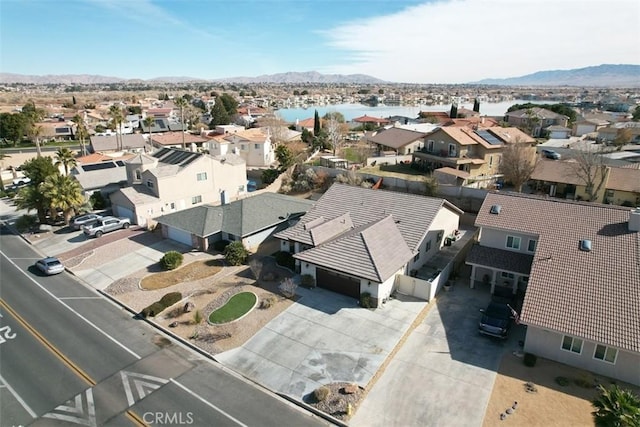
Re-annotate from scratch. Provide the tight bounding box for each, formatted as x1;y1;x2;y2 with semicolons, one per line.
207;128;275;167
530;159;640;206
155;193;314;250
109;147;247;227
467;192;640;386
89;134;149;154
274;184;463;307
366;127;428;155
35;121;75;141
412;126;535;187
150;132;208;150
504;107;569;137
70;159;128;197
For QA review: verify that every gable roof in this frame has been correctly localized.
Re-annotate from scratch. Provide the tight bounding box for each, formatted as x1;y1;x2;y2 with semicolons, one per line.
90;134;147;152
71;160;128;191
155;193;314;237
476;192;640;353
367;127;427;149
505;107;568;120
352;115;390;124
150;132;207;146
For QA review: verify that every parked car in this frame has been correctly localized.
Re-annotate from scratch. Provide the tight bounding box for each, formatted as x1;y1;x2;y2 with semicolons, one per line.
71;213;103;230
541;149;561;160
83;216;131;238
35;257;64;275
12;176;31;186
478;300;514;339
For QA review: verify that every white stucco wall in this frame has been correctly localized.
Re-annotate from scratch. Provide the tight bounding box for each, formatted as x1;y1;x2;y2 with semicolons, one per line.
407;205;461;273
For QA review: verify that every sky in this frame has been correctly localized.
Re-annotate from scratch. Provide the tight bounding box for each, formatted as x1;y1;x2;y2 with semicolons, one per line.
1;0;638;84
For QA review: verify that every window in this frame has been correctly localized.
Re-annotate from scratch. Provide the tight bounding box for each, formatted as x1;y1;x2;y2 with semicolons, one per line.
196;172;207;181
425;240;431;252
135;169;141;180
448;143;457;157
489;155;493;166
561;335;583;354
506;235;521;250
594;345;617;363
170;202;175;210
254;144;260;150
501;272;515;279
146;180;154;189
147;208;153;215
527;239;537;252
427;140;434;152
413;253;420;262
191;195;202;205
241;144;246;150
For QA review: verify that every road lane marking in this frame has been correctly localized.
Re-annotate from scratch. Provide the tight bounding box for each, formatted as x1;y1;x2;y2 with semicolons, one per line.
0;250;141;360
58;297;103;300
0;374;37;419
121;371;169;407
171;379;249;427
43;388;97;427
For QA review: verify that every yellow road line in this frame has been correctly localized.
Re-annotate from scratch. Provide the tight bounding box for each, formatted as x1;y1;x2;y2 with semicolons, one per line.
0;298;147;426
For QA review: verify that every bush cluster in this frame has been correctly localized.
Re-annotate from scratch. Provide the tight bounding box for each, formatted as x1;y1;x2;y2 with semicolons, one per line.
360;292;373;308
160;251;184;270
140;291;183;318
224;241;249;266
523;352;537;367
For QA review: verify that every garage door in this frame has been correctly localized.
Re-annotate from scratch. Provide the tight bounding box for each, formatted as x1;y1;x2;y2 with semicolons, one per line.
316;268;361;299
115;205;135;224
167;227;192;247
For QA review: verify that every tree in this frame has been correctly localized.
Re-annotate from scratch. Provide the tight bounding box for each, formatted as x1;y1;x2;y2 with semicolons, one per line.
322;111;345;123
569;145;610;202
14;185;48;223
258;114;289;145
109;104;124;151
632;105;640;121
473;99;480;112
223;241;249;266
22;101;46;155
209;97;230;127
27;124;43;157
219;93;238;117
499;142;538;192
301;128;313;145
143;115;155;143
325;113;344;156
127;105;142;115
55;147;77;175
72;114;88;156
15;157;58;223
0;112;29;146
449;103;458;119
313;110;321;135
41;174;85;224
275;144;294;169
21;155;58;186
592;384;640;427
174;97;188;149
613;128;633;151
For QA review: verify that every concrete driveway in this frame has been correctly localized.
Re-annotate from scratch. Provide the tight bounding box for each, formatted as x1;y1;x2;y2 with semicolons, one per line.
350;281;525;427
217;286;428;399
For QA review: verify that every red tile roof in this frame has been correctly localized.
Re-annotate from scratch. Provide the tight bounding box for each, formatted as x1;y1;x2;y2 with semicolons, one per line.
352;115;390;124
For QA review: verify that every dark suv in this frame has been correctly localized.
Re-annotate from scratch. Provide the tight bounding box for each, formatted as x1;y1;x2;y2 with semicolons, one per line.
478;301;514;339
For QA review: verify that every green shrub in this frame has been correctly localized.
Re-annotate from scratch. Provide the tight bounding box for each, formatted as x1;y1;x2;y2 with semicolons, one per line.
160;251;184;270
524;352;537;367
223;241;249;266
159;292;182;307
300;274;315;288
274;251;295;270
261;168;280;185
89;191;107;209
313;386;330;402
360;292;373;308
213;239;230;252
140;301;166;318
555;376;570;387
15;214;38;232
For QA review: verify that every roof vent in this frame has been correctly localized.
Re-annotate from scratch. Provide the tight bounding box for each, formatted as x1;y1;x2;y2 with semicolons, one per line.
489;204;502;214
579;239;592;252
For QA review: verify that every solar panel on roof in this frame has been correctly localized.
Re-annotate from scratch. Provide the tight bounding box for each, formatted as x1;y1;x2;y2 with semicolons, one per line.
81;162;116;172
474;130;502;145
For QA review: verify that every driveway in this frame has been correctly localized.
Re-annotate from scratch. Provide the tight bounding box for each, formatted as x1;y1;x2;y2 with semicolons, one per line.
350;281;525;427
216;286;428;399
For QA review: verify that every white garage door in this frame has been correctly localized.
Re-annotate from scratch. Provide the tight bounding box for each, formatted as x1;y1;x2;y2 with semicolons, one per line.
115;205;135;223
167;227;192;247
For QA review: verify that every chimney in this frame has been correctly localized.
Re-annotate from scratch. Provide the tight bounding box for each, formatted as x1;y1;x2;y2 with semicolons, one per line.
630;207;640;232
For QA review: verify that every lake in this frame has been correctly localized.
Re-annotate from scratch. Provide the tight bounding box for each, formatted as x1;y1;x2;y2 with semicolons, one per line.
275;100;552;123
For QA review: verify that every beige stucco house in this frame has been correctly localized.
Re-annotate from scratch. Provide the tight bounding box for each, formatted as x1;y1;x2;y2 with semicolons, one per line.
109;147;247;227
207;128;275;167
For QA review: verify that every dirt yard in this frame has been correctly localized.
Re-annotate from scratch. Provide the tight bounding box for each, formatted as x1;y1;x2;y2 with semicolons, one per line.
483;351;640;427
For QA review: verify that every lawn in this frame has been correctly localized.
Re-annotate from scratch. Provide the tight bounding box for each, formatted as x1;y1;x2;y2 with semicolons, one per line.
360;163;428;180
140;259;222;290
208;292;257;324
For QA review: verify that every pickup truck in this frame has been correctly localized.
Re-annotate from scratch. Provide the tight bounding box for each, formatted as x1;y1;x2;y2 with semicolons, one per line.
83;216;130;237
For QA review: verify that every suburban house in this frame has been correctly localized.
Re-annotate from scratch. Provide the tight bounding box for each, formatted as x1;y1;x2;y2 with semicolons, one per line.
35;121;75;141
466;192;640;386
89;134;149;153
351;115;390;128
504;107;569;137
109;147;247;226
70;159;128;197
529;159;640;206
412;126;535;187
366;127;427;155
207;128;275;167
596;122;640;145
140;117;185;134
545;125;572;139
572;118;609;137
274;184;463;307
295;117;317;133
156;192;314;251
150;132;209;151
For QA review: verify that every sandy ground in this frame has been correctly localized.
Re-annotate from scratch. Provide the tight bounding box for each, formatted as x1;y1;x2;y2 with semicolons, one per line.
483;351;640;427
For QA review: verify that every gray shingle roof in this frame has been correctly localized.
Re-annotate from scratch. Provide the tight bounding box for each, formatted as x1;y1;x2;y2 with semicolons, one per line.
90;134;147;152
156;193;314;237
476;192;640;353
466;245;534;275
367;127;427;150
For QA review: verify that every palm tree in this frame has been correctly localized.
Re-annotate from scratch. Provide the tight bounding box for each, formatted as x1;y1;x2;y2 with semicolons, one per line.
54;147;77;175
28;125;43;157
14;185;47;223
72;114;88;156
174;97;188;150
143;115;155;146
41;174;85;225
592;384;640;427
108;104;124;151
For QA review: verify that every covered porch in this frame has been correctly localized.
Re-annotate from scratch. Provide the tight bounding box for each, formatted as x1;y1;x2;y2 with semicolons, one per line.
465;245;533;296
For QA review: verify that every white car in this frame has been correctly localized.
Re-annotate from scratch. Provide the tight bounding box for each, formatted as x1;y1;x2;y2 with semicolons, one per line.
12;176;31;186
35;257;64;275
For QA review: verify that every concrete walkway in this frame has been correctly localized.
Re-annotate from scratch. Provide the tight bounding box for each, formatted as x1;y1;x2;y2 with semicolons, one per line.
217;286;428;399
350;282;524;427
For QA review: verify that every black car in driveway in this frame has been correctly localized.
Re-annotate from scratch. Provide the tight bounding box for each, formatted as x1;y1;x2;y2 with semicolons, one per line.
478;300;515;339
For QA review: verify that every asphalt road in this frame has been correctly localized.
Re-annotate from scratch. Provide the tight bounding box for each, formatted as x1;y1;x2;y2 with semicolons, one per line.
0;226;330;427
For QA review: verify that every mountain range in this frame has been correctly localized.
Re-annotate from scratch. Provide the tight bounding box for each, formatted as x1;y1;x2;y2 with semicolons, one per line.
472;64;640;87
1;65;638;86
